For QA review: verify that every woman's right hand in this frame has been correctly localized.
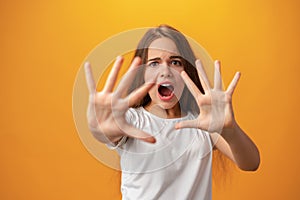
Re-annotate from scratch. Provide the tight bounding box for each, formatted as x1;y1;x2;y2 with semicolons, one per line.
84;56;156;144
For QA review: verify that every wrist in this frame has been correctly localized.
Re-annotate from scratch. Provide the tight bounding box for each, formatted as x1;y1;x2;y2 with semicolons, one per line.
221;121;239;141
89;126;123;144
109;135;124;144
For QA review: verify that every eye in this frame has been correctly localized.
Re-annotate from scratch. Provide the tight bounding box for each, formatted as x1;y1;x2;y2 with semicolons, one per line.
170;60;182;66
148;61;159;67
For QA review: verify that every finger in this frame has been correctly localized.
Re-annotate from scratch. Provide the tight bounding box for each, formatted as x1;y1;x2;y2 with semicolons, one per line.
195;59;211;91
84;62;96;94
126;81;156;107
213;60;223;91
226;72;241;96
123;124;156;143
181;71;202;101
115;57;142;97
103;56;124;93
175;119;199;129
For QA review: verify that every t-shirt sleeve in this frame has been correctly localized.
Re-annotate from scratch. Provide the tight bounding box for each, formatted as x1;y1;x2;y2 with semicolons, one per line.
106;135;128;150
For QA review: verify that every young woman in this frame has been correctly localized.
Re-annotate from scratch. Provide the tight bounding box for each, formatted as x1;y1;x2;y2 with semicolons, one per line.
84;25;260;200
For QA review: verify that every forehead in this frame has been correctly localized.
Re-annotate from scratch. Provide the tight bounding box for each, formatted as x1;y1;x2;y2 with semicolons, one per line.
148;37;179;57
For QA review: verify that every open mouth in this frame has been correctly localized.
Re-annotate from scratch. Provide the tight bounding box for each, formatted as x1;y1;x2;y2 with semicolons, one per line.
158;83;174;100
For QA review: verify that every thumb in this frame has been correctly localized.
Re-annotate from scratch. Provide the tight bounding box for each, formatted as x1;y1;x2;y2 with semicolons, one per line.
175;119;199;129
124;125;156;143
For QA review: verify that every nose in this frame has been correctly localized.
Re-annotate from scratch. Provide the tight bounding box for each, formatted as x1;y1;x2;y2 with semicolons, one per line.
159;64;173;78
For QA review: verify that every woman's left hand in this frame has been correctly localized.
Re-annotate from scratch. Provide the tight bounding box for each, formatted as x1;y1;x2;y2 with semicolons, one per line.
175;60;241;134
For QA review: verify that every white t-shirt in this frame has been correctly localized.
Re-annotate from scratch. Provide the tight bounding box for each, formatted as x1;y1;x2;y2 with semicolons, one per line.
111;107;213;200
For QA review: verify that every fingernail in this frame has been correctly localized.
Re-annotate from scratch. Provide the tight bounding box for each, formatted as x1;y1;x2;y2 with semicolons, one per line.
147;137;156;143
196;60;202;66
116;55;122;60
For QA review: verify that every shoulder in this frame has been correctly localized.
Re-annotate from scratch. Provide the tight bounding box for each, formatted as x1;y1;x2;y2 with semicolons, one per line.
125;107;153;129
125;107;145;122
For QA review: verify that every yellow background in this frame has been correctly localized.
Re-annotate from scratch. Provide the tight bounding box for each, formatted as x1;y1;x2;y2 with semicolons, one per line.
1;0;299;199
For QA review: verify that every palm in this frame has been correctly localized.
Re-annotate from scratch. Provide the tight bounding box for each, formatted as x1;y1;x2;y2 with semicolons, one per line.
176;60;240;133
84;57;156;144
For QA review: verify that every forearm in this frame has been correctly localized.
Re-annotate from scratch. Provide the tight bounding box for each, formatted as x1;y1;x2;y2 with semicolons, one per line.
221;122;260;171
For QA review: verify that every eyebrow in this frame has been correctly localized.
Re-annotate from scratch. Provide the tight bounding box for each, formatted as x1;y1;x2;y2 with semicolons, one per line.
147;55;184;62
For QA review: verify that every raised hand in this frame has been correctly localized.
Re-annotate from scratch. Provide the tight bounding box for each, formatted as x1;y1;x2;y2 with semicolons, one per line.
175;60;241;134
84;56;156;144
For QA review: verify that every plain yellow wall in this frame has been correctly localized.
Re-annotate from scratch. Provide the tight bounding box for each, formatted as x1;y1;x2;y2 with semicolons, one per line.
1;0;299;199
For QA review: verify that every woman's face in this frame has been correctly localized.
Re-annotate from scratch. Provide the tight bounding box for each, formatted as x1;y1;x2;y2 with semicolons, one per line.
144;37;185;110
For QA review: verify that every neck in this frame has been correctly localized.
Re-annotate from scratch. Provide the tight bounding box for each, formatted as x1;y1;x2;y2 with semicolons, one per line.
144;102;184;119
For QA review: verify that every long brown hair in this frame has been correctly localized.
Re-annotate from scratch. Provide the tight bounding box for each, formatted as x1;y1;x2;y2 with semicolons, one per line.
128;24;204;115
